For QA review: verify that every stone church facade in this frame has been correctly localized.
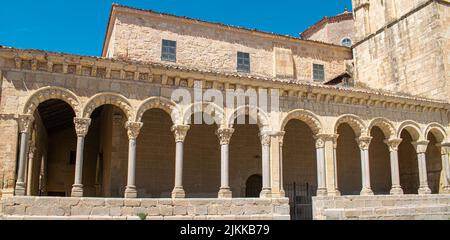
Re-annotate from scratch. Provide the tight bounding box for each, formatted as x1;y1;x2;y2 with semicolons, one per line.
0;1;449;220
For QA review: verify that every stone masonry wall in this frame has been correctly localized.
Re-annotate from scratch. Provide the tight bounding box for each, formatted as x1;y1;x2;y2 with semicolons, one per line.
0;196;290;220
107;10;351;82
313;195;450;220
306;19;354;46
353;1;449;101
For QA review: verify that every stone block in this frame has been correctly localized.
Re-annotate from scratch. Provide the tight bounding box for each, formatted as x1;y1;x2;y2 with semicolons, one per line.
105;198;124;207
110;207;121;216
159;205;173;216
81;198;105;207
124;199;141;207
173;206;187;215
140;199;158;207
194;205;208;215
274;205;289;215
71;206;92;216
164;216;193;220
91;207;110;216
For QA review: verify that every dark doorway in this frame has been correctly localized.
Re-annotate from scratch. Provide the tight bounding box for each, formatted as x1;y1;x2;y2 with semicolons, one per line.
245;174;262;197
285;182;316;220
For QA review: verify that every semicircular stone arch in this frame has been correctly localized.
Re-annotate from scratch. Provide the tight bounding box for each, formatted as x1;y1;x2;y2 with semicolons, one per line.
23;87;82;117
227;105;271;132
397;120;423;141
182;102;225;127
368;117;396;139
425;123;448;143
334;114;367;137
82;92;134;120
135;97;181;124
280;109;322;135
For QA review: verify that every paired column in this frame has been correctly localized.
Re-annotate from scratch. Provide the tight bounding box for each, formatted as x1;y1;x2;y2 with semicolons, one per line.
15;114;34;196
259;132;271;198
357;136;374;196
216;128;234;198
413;141;432;195
322;134;340;196
314;135;328;196
71;118;91;197
437;143;450;194
384;138;404;195
124;122;143;198
171;125;190;198
275;132;285;197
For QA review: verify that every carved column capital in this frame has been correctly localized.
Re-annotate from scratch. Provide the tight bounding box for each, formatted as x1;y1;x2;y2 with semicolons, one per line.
18;114;34;133
356;136;372;150
384;138;403;152
436;142;450;154
171;125;190;143
74;118;91;137
275;131;285;147
125;121;143;140
216;128;234;145
259;132;271;146
412;140;430;154
314;136;325;149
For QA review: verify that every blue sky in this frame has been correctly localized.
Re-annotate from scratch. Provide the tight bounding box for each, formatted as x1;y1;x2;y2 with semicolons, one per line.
0;0;352;56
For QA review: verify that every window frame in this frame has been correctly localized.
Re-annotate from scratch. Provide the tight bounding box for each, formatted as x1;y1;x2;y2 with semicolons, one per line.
161;39;177;62
237;51;250;73
341;37;353;47
312;63;325;82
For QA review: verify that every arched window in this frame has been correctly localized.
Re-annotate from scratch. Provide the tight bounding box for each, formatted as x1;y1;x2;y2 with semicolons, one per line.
341;37;352;47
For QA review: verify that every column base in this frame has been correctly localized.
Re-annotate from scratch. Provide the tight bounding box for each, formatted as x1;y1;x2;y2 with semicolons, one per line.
71;184;84;197
390;186;404;195
418;186;432;195
1;188;14;197
125;186;138;198
14;182;25;196
171;187;186;198
259;188;272;198
360;188;374;196
271;190;286;198
218;188;232;198
441;186;450;194
316;188;328;197
327;189;341;197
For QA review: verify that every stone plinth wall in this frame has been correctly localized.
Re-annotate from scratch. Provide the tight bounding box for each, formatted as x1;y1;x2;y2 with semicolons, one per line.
0;197;290;220
313;195;450;220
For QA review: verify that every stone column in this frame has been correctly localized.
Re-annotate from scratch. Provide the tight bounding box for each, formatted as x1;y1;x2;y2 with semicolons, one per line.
413;141;432;195
124;121;143;198
357;136;374;196
323;134;340;196
259;132;271;198
277;132;286;197
216;127;234;198
71;118;91;197
314;134;328;196
437;143;450;194
384;138;404;195
171;125;190;198
15;114;34;196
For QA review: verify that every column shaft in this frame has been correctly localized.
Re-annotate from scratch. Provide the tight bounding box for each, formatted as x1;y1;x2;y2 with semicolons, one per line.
15;132;29;196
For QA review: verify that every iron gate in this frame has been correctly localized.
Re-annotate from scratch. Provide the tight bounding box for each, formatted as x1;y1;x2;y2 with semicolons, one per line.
285;182;316;220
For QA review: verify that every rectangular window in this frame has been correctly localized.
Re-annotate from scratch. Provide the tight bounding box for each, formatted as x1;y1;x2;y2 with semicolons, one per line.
313;64;325;81
237;52;250;73
161;39;177;62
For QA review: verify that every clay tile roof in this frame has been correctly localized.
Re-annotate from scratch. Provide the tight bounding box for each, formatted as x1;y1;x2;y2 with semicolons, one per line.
300;12;354;39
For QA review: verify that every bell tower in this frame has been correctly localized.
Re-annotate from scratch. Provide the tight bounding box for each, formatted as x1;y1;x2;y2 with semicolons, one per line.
351;0;449;101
